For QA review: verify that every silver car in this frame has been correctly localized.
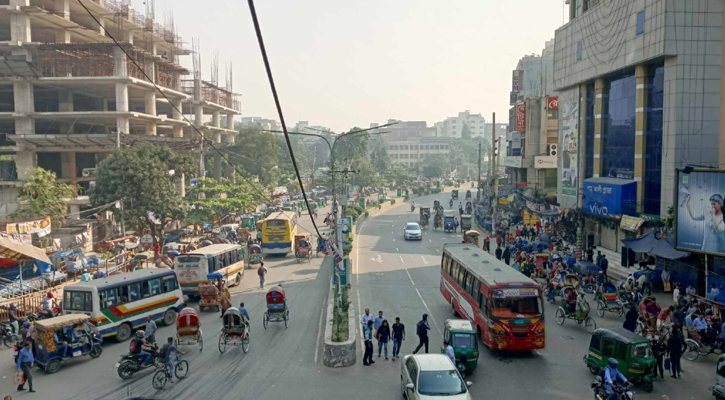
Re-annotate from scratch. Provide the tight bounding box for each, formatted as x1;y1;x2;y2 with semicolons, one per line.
400;354;473;399
404;222;422;240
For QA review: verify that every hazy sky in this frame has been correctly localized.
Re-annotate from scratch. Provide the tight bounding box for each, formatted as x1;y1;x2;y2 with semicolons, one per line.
156;0;565;131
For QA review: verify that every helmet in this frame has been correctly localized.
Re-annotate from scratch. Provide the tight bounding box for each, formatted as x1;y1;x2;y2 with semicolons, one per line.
136;330;145;338
608;358;618;367
22;321;30;328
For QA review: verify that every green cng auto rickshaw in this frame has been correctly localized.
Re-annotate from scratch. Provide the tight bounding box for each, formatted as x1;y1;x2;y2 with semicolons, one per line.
240;214;255;230
441;319;479;376
584;328;655;392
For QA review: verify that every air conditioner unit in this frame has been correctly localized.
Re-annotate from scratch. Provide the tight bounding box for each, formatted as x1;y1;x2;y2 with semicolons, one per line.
81;168;96;177
549;144;558;156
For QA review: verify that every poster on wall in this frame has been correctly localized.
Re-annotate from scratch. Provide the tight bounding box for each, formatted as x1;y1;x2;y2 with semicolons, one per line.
516;103;526;132
675;169;725;256
560;87;580;197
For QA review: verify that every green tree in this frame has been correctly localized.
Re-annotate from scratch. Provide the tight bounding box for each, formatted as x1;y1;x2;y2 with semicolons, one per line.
369;140;390;174
187;177;263;230
12;167;75;225
91;144;197;244
422;154;447;179
461;123;472;140
354;159;381;189
384;164;415;187
227;126;281;186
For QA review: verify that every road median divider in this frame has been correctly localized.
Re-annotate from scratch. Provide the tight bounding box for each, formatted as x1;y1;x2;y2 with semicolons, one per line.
322;256;356;367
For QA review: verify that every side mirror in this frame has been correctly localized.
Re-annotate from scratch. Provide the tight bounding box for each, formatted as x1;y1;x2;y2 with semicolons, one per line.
466;381;473;388
405;383;415;391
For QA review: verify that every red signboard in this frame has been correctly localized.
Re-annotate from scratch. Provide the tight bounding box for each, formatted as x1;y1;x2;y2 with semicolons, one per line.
548;96;559;110
516;103;526;132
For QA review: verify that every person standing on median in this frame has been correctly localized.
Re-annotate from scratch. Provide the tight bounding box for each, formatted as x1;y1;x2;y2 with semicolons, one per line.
391;317;405;360
412;314;431;354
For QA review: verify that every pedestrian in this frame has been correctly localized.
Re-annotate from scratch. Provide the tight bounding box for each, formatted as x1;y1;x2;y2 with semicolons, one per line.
483;236;490;252
502;246;511;265
667;330;684;378
160;336;184;383
516;227;521;237
363;320;374;366
412;314;430;354
495;245;502;260
685;283;696;302
8;303;19;336
652;336;667;379
586;248;594;263
444;339;455;366
258;262;267;289
377;319;391;360
496;233;502;248
373;310;386;333
599;255;609;279
16;340;34;392
391;317;405;360
672;283;680;304
145;315;157;344
360;308;373;332
708;283;720;301
596;251;603;266
661;267;671;293
154;242;161;259
536;220;541;234
623;306;638;332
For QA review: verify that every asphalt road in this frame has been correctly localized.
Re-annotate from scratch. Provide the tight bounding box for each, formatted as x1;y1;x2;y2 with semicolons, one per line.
0;191;716;400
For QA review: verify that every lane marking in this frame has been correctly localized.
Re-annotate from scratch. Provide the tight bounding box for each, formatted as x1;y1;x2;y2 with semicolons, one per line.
421;256;428;265
405;269;415;286
393;238;396;242
415;287;443;337
429;239;432;242
436;249;440;252
314;301;325;363
396;247;399;252
399;255;405;264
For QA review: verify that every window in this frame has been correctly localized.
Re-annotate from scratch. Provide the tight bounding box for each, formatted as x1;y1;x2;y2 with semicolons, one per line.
452;333;474;349
644;64;664;215
99;288;118;309
636;11;645;35
585;82;595;179
162;276;178;293
471;278;480;303
128;282;141;302
64;291;92;312
547;108;558;120
615;342;628;361
602;74;636;179
576;41;583;61
602;339;616;358
118;285;129;305
480;293;489;314
149;278;161;296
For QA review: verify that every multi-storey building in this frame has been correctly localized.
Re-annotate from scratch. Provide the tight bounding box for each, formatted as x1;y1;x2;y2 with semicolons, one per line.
386;137;451;170
241;117;281;132
435;111;487;138
0;0;240;219
372;119;435;140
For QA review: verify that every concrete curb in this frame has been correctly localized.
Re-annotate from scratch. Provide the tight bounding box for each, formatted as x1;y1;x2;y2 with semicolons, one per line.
322;256;356;368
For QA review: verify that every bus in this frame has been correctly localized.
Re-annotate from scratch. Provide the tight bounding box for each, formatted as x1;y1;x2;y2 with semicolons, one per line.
62;269;184;342
440;243;545;351
261;211;298;255
174;244;245;296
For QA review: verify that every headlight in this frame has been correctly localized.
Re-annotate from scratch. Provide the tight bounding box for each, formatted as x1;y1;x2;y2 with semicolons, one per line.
626;391;633;398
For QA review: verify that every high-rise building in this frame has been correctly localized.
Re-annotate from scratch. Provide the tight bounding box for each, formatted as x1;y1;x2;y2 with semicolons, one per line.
435;111;487;139
372;119;435;140
240;117;281;132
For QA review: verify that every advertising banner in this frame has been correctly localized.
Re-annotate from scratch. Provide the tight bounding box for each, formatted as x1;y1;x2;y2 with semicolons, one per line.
534;155;557;169
548;96;559;110
620;215;645;232
560;87;580;197
340;217;352;245
675;169;725;255
512;70;523;93
516;103;526;132
582;178;637;218
6;223;16;234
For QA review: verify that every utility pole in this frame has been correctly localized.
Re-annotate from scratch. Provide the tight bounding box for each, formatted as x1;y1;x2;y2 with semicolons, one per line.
477;142;481;202
491;112;497;223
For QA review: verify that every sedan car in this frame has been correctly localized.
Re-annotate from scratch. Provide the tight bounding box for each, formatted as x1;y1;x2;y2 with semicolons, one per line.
404;223;422;240
400;354;472;399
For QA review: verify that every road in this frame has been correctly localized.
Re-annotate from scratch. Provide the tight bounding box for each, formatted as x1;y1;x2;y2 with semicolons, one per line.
0;190;715;400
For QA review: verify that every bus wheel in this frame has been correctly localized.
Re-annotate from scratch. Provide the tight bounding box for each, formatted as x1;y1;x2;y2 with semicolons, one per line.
163;309;177;326
116;323;132;342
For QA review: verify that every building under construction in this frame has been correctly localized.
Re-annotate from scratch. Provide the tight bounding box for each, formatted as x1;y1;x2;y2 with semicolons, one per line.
0;0;240;219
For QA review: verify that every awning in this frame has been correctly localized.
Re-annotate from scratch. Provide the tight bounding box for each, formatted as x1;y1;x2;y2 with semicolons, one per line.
622;232;690;260
0;238;51;264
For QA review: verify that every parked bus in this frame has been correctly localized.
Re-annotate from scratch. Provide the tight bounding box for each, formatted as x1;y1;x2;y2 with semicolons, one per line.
174;244;245;296
440;243;545;351
261;211;298;255
62;269;184;342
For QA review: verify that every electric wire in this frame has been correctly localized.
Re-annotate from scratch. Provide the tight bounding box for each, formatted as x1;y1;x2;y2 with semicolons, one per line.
76;0;272;206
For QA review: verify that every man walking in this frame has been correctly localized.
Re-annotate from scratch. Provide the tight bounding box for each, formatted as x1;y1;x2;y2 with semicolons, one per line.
599;255;609;279
363;320;374;366
373;310;386;333
502;246;511;265
495;245;502;260
16;341;34;392
668;329;684;378
360;308;373;333
652;336;667;379
258;262;267;289
145;315;157;344
412;314;430;354
391;317;405;360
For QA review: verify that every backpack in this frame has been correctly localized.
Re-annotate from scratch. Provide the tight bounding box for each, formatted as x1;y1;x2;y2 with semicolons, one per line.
129;340;138;353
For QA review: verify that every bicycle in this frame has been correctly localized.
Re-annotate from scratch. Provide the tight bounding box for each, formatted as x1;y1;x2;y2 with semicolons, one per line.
152;353;188;390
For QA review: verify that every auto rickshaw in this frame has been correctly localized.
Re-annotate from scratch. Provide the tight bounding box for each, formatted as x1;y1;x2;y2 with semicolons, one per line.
240;214;255;230
33;314;103;374
176;307;203;351
460;215;472;230
444;216;456;233
294;233;312;262
452;190;459;200
584;328;655;392
712;353;725;399
463;230;480;246
248;243;263;266
441;319;478;376
465;190;472;200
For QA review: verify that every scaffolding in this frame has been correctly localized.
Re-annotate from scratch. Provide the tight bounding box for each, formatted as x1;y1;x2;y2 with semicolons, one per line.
181;79;241;111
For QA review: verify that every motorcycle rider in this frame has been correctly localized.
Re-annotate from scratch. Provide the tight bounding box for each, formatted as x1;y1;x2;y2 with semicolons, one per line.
130;330;153;367
411;201;416;212
449;199;453;208
603;358;631;400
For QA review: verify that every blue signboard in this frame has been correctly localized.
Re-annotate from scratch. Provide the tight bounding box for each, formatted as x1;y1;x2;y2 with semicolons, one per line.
582;178;637;218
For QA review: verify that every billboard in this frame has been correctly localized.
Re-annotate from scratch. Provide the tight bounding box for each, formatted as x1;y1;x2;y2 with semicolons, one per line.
559;87;579;197
582;178;637;218
516;103;526;132
512;70;524;93
675;169;725;255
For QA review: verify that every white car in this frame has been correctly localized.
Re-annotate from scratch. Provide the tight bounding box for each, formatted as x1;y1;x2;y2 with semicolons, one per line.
404;222;422;240
400;354;473;399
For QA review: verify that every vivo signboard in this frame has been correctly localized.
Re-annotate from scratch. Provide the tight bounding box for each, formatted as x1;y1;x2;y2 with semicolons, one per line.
582;178;637;218
534;155;557;169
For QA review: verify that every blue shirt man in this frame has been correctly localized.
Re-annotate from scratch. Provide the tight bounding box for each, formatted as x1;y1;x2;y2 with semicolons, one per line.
16;344;34;370
238;304;250;321
693;316;708;332
373;311;386;331
54;332;68;358
604;361;628;400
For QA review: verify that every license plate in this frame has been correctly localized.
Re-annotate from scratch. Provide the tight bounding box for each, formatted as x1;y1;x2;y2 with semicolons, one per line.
115;362;120;367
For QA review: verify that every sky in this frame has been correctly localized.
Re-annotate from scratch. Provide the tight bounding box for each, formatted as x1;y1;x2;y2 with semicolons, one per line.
155;0;566;132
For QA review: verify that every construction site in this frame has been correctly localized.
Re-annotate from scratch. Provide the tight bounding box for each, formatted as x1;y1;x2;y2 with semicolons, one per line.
0;0;241;219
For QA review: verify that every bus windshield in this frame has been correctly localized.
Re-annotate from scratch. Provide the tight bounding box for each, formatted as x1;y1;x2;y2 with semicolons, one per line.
491;296;542;318
266;219;287;227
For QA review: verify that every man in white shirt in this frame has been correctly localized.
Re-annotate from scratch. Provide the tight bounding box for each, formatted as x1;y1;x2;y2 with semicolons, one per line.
445;340;455;367
360;308;373;332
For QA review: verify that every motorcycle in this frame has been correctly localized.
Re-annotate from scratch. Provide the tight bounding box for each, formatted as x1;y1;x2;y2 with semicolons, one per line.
592;376;634;400
581;276;597;294
0;322;17;348
116;344;164;379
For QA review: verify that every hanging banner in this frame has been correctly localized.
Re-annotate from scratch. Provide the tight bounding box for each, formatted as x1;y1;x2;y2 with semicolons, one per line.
6;223;17;234
548;96;559;110
18;223;28;234
560;87;580;197
516;103;526;132
620;215;645;232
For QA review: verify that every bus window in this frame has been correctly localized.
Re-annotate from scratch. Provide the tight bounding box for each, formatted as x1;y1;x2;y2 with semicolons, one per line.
100;288;119;309
161;276;177;293
149;278;161;296
128;283;141;302
471;278;480;301
118;285;129;305
64;291;92;312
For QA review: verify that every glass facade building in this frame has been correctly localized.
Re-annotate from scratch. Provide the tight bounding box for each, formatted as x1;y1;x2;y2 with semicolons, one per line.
584;82;595;180
644;64;664;215
602;74;636;179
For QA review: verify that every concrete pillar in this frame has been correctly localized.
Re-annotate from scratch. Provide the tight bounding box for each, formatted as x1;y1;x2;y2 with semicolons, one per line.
148;42;157;56
13;81;34;136
61;152;76;181
125;31;133;45
226;113;235;144
54;0;69;19
578;84;588;207
214;153;222;181
16;151;36;180
212;110;221;127
172;98;183;138
98;17;106;37
176;173;185;197
69;204;80;220
115;83;129;135
634;64;649;213
55;29;71;44
113;47;128;77
144;91;157;135
143;58;155;83
593;77;605;177
102;98;109;112
213;132;221;144
193;104;203;140
58;89;73;134
10;5;32;61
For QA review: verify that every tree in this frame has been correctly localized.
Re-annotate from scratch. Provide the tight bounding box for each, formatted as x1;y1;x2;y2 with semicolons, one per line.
369;140;390;174
12;167;75;225
384;164;416;187
91;144;197;244
422;154;447;179
335;127;369;165
354;159;380;189
227;126;280;186
461;123;472;140
186;177;263;229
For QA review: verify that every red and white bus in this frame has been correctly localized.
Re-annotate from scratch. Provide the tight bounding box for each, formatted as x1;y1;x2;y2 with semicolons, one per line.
440;243;545;351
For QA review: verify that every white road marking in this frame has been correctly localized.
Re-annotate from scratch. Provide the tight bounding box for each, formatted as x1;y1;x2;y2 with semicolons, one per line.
429;239;432;242
396;247;399;252
415;287;443;337
393;238;396;242
436;249;440;252
405;269;415;286
314;301;325;363
421;256;428;265
399;255;405;264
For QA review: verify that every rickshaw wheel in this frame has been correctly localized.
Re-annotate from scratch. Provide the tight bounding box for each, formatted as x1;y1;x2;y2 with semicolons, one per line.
555;308;565;325
175;360;189;379
89;345;102;358
152;370;168;390
596;300;606;317
242;337;250;353
683;340;699;361
45;359;62;374
199;335;204;351
585;317;597;334
218;335;227;354
643;380;654;392
263;312;269;329
616;307;624;318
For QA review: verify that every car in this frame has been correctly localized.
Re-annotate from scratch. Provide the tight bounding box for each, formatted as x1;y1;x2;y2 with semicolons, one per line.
400;354;473;399
404;223;422;240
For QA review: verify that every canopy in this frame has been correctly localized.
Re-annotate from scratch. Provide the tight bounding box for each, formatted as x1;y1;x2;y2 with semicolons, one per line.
0;238;51;264
34;314;90;331
622;231;690;260
49;249;83;259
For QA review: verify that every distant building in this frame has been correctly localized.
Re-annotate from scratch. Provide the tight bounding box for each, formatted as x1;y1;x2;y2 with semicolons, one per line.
435;111;487;139
510;39;556;105
240;117;281;131
371;119;435;140
386;137;451;170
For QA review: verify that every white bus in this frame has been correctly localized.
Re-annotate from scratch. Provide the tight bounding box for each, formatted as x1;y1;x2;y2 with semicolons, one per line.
174;243;244;296
62;268;184;342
